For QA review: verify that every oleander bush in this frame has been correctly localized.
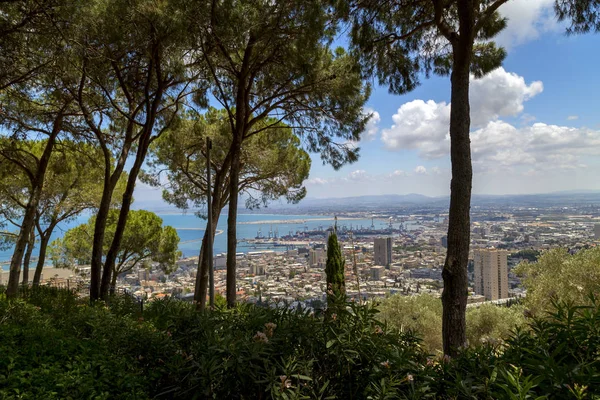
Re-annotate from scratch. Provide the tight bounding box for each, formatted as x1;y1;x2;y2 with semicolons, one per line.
1;286;599;399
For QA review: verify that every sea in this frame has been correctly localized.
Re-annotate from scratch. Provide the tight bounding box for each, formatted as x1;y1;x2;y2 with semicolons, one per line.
1;213;414;271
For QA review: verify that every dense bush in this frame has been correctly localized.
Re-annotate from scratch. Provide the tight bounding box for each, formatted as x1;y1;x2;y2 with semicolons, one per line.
144;297;426;399
1;286;599;399
0;287;175;399
378;294;526;353
516;247;600;316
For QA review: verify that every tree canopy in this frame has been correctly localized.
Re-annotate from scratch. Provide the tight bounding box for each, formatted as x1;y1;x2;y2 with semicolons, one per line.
143;107;311;213
555;0;600;34
64;0;197;300
50;209;181;291
184;0;370;307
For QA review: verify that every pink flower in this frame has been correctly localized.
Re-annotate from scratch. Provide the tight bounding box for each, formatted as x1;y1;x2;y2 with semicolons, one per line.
264;322;277;337
380;360;390;368
374;325;383;335
253;331;269;343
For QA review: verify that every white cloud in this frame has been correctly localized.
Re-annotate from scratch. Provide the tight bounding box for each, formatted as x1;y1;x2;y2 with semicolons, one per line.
470;68;543;127
362;108;381;141
389;169;407;177
567;115;579;120
380;67;600;175
306;177;328;185
382;68;543;158
346;169;368;181
494;0;559;49
381;99;451;158
414;166;428;175
470;121;600;171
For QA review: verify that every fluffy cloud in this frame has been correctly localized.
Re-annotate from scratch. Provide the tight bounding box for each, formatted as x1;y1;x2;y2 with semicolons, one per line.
346;169;368;181
362;108;381;141
379;67;600;173
381;99;451;158
382;68;543;158
494;0;559;49
470;121;600;171
414;166;428;175
306;177;328;185
470;68;543;127
389;169;407;177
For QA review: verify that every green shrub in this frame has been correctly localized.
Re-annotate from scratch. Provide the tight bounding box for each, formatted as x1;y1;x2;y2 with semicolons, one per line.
378;294;443;354
516;247;600;316
379;294;527;354
2;287;600;399
466;303;526;347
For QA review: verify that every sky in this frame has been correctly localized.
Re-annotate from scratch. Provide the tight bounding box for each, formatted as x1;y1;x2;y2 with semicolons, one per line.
137;0;600;207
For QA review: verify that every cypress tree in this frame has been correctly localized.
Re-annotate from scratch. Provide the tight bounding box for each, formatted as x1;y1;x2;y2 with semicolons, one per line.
325;232;346;308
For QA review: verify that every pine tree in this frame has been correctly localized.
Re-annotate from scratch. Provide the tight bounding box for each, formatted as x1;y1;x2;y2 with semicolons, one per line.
325;232;346;308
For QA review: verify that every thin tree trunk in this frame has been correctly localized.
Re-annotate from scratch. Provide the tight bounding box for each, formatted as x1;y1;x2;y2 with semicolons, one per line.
90;138;131;301
90;183;113;301
194;147;231;311
6;119;61;299
226;138;242;308
194;208;221;310
33;232;52;285
110;269;118;295
441;38;473;356
22;230;35;285
100;136;152;299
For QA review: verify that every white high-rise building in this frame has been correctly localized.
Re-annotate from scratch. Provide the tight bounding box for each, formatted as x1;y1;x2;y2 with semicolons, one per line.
374;237;392;267
474;248;509;301
309;248;326;268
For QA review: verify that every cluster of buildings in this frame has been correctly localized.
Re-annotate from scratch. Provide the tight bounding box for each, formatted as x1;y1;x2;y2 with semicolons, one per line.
104;233;513;306
23;205;600;306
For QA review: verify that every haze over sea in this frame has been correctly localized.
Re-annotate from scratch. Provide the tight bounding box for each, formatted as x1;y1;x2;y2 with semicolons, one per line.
1;213;404;270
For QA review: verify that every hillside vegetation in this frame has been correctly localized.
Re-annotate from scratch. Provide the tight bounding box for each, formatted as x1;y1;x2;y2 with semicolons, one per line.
1;286;599;399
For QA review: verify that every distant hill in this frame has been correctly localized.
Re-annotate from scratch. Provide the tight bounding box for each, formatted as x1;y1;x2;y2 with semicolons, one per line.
132;191;600;214
296;193;436;207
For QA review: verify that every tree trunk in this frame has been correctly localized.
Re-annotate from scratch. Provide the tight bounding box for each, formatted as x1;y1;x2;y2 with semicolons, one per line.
90;136;133;301
441;39;473;357
6;120;61;299
226;137;242;308
194;145;232;311
90;182;113;301
21;230;35;285
110;269;117;295
194;207;221;310
33;232;52;285
100;135;152;299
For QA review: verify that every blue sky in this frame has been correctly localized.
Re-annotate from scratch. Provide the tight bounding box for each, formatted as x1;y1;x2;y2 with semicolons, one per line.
303;0;600;198
137;0;600;207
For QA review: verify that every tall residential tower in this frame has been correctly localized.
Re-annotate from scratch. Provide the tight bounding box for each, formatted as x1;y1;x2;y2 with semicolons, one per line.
374;237;392;268
474;248;509;301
